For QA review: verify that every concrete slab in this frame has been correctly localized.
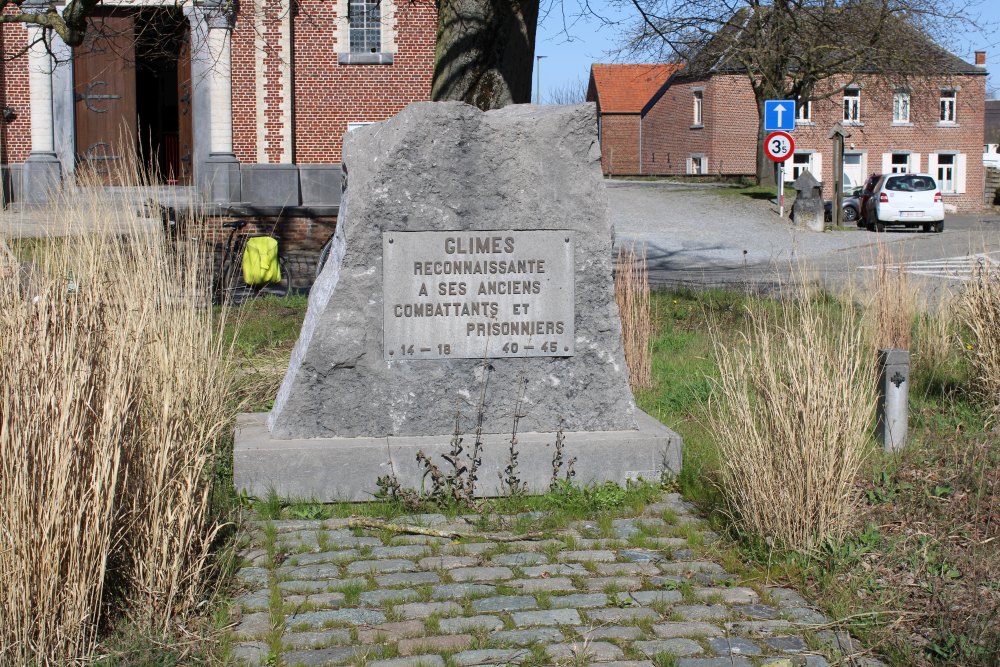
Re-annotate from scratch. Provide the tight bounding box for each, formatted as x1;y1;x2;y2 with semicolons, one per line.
234;410;681;502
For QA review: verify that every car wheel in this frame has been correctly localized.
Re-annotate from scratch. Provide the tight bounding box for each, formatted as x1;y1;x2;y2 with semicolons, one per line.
932;220;944;233
875;219;886;233
843;205;859;223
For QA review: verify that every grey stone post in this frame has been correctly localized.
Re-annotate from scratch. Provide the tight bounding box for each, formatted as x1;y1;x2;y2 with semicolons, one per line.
22;18;62;204
876;348;909;452
202;3;241;204
791;169;824;232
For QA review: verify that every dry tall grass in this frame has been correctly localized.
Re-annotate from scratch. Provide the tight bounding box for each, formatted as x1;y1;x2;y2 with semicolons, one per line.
911;290;957;384
0;169;233;665
862;242;913;351
615;244;653;391
955;257;1000;413
709;293;877;550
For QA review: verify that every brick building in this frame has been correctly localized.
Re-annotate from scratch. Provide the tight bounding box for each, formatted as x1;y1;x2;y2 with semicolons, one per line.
0;0;437;207
586;64;679;176
638;49;989;211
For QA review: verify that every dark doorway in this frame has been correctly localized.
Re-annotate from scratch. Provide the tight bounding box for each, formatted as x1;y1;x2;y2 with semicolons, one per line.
135;8;192;185
74;7;192;186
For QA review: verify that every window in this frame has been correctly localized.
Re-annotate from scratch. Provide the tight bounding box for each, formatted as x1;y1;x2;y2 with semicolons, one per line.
349;0;381;53
940;90;957;123
347;122;374;132
892;91;910;123
936;154;955;192
844;87;860;123
795;99;812;124
692;90;703;126
687;155;705;175
891;153;910;174
928;152;965;193
791;153;812;181
785;152;822;182
885;174;936;192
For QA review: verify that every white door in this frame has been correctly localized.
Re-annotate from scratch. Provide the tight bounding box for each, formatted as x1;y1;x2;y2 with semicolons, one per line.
843;153;865;190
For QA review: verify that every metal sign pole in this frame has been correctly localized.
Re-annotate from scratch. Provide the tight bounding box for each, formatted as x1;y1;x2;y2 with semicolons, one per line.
778;161;784;218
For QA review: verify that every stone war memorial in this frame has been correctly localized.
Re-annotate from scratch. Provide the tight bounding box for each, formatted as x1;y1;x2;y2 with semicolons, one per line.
234;101;681;501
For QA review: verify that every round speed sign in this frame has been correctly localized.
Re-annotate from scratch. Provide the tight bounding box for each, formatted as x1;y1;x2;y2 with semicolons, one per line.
765;131;795;162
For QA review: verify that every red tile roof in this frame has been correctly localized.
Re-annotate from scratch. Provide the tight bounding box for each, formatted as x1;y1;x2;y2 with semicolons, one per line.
589;64;681;114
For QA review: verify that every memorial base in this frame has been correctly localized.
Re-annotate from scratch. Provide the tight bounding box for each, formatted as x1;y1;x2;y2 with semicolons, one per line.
234;411;682;502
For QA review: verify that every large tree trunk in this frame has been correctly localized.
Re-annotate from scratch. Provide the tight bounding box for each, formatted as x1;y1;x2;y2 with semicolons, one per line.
431;0;539;110
756;122;777;188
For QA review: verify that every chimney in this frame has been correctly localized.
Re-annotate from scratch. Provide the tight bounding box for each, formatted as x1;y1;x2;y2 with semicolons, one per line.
975;51;986;66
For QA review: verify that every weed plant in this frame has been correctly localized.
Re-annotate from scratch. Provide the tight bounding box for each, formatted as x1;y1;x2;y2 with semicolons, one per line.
0;166;234;665
955;257;1000;413
709;289;877;549
862;241;914;351
615;244;653;391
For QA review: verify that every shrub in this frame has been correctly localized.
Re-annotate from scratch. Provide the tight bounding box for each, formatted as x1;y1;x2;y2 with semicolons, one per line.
0;171;233;665
708;293;877;550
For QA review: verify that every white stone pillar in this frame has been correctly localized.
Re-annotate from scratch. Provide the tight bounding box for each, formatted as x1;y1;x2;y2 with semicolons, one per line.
207;23;234;156
22;24;61;204
203;8;240;203
27;26;55;155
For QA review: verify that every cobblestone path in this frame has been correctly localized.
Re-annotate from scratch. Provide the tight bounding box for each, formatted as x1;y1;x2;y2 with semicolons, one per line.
232;494;883;666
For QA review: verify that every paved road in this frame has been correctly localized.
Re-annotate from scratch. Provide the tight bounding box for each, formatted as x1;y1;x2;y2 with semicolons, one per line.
607;180;1000;295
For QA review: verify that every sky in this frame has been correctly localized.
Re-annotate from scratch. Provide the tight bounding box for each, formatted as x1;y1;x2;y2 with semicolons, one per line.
530;0;1000;103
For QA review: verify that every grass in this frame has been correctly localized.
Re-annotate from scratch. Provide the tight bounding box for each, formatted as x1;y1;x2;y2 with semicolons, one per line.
0;167;236;665
635;287;999;666
17;212;982;667
711;287;877;549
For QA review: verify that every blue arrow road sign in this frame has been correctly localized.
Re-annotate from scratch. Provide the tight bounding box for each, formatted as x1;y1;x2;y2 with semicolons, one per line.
764;100;795;132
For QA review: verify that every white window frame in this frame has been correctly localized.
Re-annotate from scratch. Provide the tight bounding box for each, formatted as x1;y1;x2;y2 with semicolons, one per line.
348;0;382;53
844;87;861;123
795;99;812;125
936;154;955;192
337;0;397;60
785;151;822;183
928;152;967;194
692;90;704;127
892;91;910;124
347;122;374;132
940;90;957;124
687;154;706;175
890;153;910;174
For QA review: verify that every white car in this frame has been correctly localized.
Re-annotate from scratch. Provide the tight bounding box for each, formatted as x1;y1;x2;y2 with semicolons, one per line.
864;173;945;233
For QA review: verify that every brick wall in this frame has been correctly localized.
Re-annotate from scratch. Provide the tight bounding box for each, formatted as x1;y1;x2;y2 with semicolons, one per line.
1;23;31;163
641;76;715;175
707;75;757;176
183;214;337;292
291;0;436;164
1;1;437;169
790;74;986;211
641;72;987;211
599;114;640;175
231;7;258;163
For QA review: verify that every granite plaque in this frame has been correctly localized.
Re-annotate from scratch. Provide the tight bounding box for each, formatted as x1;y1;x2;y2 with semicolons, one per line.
383;230;575;359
